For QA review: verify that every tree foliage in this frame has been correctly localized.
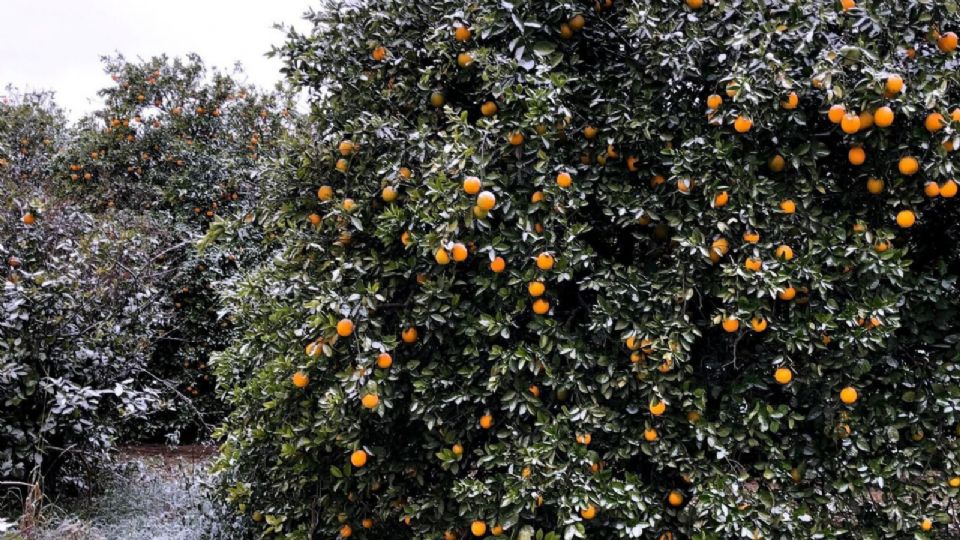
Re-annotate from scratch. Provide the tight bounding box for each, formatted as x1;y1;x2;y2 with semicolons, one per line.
212;0;960;538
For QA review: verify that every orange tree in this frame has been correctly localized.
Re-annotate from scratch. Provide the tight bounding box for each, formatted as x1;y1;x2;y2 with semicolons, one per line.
212;1;960;538
1;92;170;508
56;55;293;442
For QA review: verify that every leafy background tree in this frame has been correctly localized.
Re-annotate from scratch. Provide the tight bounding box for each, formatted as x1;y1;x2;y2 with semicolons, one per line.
210;1;960;539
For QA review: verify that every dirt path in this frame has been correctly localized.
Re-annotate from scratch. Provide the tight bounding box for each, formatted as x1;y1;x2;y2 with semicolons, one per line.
16;446;217;540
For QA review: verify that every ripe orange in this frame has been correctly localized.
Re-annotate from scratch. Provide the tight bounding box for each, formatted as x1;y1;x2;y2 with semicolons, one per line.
649;400;666;416
707;94;722;109
949;476;960;488
939;31;958;53
751;317;768;332
528;281;546;297
308;213;321;225
733;115;753;133
920;519;933;532
667;490;684;507
381;185;398;202
896;209;916;228
626;155;639;172
840;113;861;134
532;299;550;314
435;248;451;265
372;46;387;61
941;179;958;198
873;106;894;128
848;146;865;166
361;394;380;409
866;177;884;194
686;0;703;9
479;413;493;429
338;140;355;156
556;171;573;188
318;185;334;200
580;504;597;520
471;521;487;537
22;213;36;225
490;257;506;273
536;252;555;270
677;178;694;193
454;24;472;42
898;156;919;176
477;191;497;211
840;0;855;10
710;237;730;258
480;101;497;116
463;176;481;194
925;112;946;132
713;191;729;207
583;126;598;139
451;242;469;262
337;318;355;337
292;371;309;388
362;519;373;529
874;240;890;253
402;327;418;343
924;182;940;198
885;74;903;95
840;386;858;404
508;132;525;145
336;158;349;172
531;190;544;203
350;449;368;467
774;368;792;385
775;245;794;261
858;110;874;129
430;92;446;107
782;92;799;110
768;155;785;172
744;257;762;272
376;352;393;369
828;104;846;124
643;428;658;442
341;524;353;538
780;199;796;214
743;231;760;243
342;198;356;212
778;287;796;301
575;433;592;445
457;52;474;67
559;23;573;39
722;318;740;332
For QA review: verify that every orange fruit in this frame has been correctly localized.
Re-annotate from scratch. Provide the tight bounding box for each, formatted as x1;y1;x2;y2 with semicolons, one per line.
336;158;349;172
885;75;903;96
920;519;933;532
686;0;703;9
744;258;763;272
948;476;960;488
361;394;380;409
479;413;493;429
531;190;544;203
536;252;555;270
677;178;694;193
743;231;760;243
667;490;684;507
733;115;753;133
583;126;598;139
722;318;740;332
381;185;398;202
490;257;506;273
848;146;866;166
651;175;666;186
402;327;418;343
350;450;368;467
376;352;393;369
580;504;597;520
342;198;356;212
874;240;889;253
774;368;792;385
866;177;884;194
317;185;334;200
569;14;586;30
454;24;472;42
781;92;799;110
21;213;35;225
707;94;722;109
463;176;481;194
827;104;846;124
898;156;919;176
751;317;768;332
528;281;546;297
649;400;666;416
840;113;861;134
840;0;855;10
939;31;958;53
710;237;730;258
451;243;469;262
457;52;474;67
778;287;796;301
341;524;353;537
337;318;355;337
372;46;387;61
874;106;894;128
714;191;730;207
775;245;794;260
858;110;874;129
480;101;497;116
725;80;739;98
768;155;785;172
435;248;451;265
508;132;525;145
477;191;497;211
840;386;858;404
779;199;796;214
306;212;320;225
559;23;573;39
471;521;487;537
643;427;658;442
430;91;446;107
338;140;355;156
292;371;309;388
556;171;573;188
896;209;916;228
626;155;639;172
925;112;946;132
924;182;941;198
362;519;373;529
532;299;550;314
941;179;958;198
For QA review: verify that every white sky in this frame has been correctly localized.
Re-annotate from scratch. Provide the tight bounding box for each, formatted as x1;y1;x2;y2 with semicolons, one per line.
0;1;312;121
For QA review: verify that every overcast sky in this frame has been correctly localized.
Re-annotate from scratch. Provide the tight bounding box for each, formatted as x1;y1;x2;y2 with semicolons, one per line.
0;1;312;120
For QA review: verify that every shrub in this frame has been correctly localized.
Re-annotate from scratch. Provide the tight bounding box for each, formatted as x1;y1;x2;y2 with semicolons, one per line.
206;0;960;537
